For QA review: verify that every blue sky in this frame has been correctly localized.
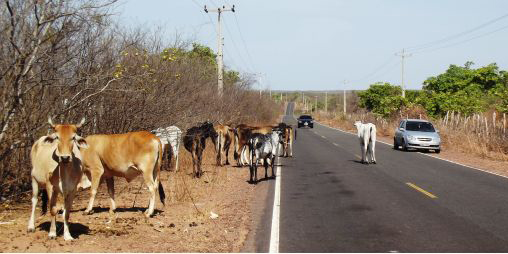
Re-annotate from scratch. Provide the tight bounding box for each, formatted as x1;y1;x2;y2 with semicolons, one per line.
116;0;508;91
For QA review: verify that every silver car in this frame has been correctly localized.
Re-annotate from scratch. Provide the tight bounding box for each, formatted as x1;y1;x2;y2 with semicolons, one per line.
394;119;441;153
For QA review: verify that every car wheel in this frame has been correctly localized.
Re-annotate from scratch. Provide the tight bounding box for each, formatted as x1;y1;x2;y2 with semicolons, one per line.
435;149;441;154
393;138;399;150
401;139;408;151
310;125;314;128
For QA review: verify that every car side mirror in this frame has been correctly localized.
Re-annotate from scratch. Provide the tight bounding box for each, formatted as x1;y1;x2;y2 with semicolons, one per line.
436;129;440;133
399;127;404;131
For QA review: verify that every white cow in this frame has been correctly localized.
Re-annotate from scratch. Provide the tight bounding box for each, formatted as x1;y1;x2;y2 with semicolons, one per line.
353;121;377;164
152;126;182;171
28;117;89;240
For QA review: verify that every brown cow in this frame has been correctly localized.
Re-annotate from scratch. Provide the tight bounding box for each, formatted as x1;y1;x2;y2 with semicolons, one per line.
81;131;165;217
28;117;88;240
213;124;234;166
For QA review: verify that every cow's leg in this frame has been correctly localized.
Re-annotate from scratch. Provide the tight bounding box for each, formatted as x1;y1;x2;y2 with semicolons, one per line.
361;140;367;164
240;145;247;166
289;135;293;157
271;155;275;178
84;168;103;215
141;170;157;217
48;187;58;239
371;141;377;164
224;141;230;165
197;143;204;177
253;160;258;183
264;158;269;179
106;177;116;213
216;135;222;166
27;177;38;232
174;145;180;172
62;192;75;241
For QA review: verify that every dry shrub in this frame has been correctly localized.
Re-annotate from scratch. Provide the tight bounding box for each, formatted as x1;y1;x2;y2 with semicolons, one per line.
0;1;283;200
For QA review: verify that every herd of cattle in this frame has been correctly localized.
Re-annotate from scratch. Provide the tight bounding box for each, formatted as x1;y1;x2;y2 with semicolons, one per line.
27;117;295;240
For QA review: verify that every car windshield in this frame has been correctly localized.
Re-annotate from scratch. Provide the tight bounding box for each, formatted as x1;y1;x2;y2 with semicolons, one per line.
299;115;312;119
406;121;435;132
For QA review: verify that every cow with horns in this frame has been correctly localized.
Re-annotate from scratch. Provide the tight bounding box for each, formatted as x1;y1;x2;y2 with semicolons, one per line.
28;117;89;240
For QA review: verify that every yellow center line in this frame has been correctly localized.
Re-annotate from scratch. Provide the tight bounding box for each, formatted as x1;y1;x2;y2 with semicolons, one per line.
406;183;438;199
355;154;361;159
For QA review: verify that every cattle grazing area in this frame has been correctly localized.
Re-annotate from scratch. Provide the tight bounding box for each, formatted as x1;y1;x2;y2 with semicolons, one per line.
0;139;270;252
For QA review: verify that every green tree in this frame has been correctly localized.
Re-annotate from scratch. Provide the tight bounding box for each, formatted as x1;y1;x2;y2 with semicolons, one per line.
358;82;406;117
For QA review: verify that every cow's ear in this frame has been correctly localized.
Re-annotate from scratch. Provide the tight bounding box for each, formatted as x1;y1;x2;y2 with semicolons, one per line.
75;136;88;149
43;135;56;144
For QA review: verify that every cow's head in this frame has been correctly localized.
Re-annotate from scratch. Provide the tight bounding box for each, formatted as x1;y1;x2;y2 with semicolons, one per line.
353;121;362;129
45;116;88;163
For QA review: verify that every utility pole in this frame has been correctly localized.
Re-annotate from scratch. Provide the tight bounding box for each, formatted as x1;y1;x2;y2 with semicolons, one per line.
343;80;347;114
204;4;235;96
395;48;412;98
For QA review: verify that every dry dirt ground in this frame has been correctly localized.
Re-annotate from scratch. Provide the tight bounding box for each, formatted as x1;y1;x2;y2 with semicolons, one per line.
0;143;272;252
317;117;508;178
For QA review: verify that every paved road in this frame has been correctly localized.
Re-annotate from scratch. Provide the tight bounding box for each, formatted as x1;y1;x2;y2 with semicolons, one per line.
275;102;508;252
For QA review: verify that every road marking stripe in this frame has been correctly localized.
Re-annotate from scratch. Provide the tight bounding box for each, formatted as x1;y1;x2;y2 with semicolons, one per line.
321;135;326;139
355;154;361;159
333;143;339;146
406;183;438;199
269;157;282;253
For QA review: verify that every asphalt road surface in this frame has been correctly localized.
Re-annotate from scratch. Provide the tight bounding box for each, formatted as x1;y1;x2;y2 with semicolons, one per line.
270;102;508;252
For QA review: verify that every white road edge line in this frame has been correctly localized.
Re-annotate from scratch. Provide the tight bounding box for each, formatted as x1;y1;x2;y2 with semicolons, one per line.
269;153;282;253
313;119;508;180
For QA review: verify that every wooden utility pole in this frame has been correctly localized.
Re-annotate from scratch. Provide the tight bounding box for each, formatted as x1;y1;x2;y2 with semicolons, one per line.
204;4;235;96
395;48;412;98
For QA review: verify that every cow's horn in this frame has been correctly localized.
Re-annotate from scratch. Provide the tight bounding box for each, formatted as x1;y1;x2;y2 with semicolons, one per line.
48;116;56;128
76;117;86;128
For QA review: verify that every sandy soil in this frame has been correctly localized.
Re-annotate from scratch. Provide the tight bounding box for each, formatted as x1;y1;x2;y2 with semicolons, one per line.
0;146;272;252
317;117;508;178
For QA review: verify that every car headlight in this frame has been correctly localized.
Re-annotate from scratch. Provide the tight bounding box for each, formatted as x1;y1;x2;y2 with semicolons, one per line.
407;135;415;141
298;120;302;123
309;120;313;123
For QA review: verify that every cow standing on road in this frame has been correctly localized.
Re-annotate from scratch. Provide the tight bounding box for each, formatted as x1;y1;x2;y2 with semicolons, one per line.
354;121;377;164
28;117;89;240
247;130;283;184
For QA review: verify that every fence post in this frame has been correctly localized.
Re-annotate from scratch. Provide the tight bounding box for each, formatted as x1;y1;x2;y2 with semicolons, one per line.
493;112;497;129
504;113;506;135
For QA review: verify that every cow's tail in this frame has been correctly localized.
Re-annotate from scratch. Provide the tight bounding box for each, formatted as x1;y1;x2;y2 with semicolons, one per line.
294;127;297;140
155;139;166;206
41;189;48;215
369;126;374;145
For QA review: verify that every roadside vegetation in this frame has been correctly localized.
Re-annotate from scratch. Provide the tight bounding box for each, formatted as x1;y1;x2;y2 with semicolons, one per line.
0;1;281;200
290;61;508;162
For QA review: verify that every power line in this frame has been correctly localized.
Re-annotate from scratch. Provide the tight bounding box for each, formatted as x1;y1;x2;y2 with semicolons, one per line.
232;12;258;73
406;12;508;52
223;17;253;73
411;23;508;55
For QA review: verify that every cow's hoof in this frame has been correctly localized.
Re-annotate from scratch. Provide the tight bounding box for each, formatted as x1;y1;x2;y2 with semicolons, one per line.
83;209;94;215
64;234;75;241
372;161;377;164
225;162;230;165
27;227;35;233
48;233;57;240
